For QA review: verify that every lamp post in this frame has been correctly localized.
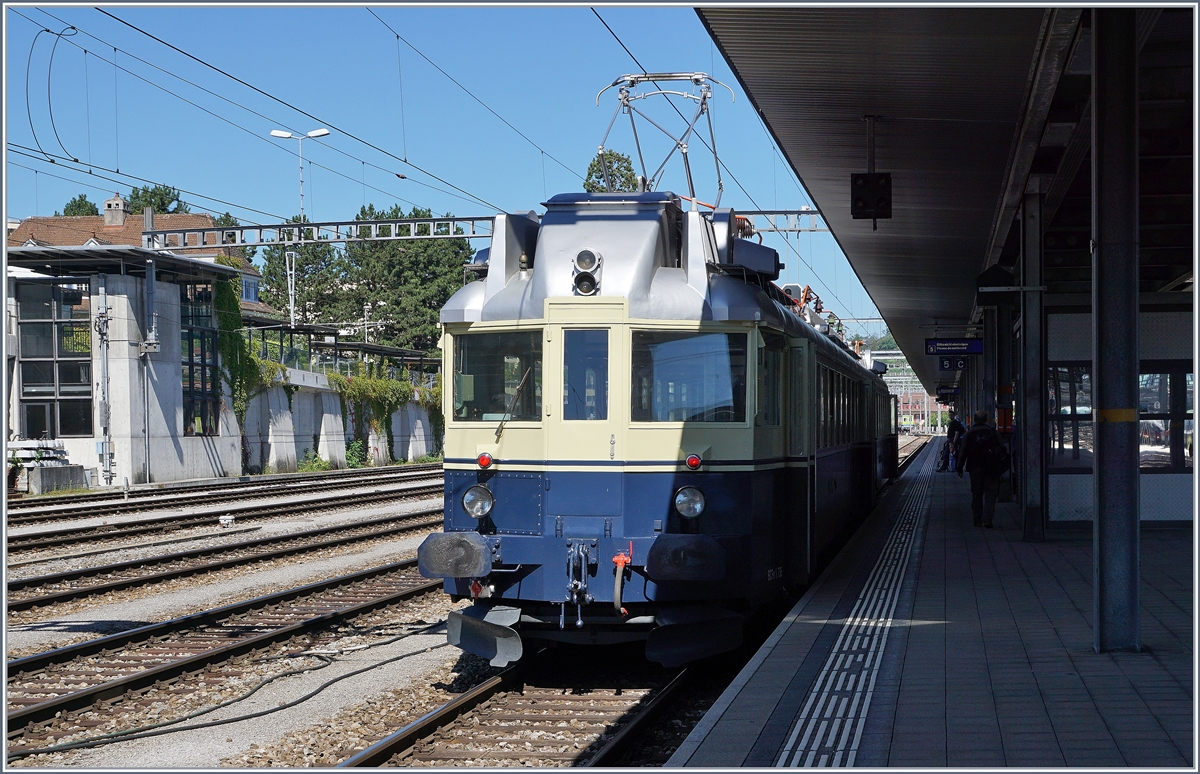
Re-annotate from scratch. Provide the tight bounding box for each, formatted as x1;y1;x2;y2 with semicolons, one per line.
269;128;330;221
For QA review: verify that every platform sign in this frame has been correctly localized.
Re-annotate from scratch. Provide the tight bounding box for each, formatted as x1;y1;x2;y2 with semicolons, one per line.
939;356;969;371
925;338;983;355
936;385;961;396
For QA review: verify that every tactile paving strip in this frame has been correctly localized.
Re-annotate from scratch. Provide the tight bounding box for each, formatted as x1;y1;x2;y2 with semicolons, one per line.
776;450;935;768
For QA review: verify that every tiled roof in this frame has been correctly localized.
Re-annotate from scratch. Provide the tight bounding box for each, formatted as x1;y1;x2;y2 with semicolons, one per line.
7;213;259;275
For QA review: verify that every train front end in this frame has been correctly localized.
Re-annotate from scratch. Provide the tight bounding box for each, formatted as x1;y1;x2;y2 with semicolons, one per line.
418;192;788;667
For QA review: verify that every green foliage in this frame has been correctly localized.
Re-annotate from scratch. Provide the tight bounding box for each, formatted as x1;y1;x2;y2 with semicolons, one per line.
297;448;332;472
345;439;367;469
214;253;287;473
212;212;256;264
863;331;897;351
584;150;638;193
258;216;345;326
328;371;414;462
128;184;190;214
408;453;443;464
341;204;474;353
60;194;99;216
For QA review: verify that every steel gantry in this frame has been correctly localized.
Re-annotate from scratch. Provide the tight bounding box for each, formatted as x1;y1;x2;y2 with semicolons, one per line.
141;215;499;251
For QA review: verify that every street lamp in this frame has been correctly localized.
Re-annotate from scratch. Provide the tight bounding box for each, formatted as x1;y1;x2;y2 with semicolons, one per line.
269;128;330;221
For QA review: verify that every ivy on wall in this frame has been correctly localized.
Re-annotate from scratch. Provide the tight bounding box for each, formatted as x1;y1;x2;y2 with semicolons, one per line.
327;370;413;463
214;255;288;473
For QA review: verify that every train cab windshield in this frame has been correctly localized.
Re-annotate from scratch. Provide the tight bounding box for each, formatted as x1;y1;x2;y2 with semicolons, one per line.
453;330;542;421
631;331;747;422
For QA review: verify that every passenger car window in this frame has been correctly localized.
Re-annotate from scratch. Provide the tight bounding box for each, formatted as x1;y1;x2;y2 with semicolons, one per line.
631;331;747;422
453;330;542;421
563;329;608;420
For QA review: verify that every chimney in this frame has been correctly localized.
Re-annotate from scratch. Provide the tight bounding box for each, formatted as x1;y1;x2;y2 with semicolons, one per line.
144;207;156;248
103;192;129;227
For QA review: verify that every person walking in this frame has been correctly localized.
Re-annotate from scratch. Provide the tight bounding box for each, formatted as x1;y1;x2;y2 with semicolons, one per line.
956;409;1009;527
937;410;966;471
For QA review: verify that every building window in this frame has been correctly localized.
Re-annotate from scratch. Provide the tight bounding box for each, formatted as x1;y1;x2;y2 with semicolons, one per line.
16;282;92;438
181;283;219;436
241;276;259;304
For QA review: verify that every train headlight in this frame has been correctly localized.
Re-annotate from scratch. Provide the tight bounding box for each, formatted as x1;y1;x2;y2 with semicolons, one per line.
462;485;495;519
574;249;601;272
673;486;706;519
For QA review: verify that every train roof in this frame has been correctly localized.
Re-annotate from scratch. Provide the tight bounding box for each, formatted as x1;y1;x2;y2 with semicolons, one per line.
442;193;887;389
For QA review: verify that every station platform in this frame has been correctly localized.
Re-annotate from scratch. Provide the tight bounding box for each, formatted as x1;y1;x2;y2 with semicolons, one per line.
668;444;1193;768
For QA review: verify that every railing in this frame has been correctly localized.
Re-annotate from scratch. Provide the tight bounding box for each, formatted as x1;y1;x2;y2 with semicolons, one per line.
241;331;439;387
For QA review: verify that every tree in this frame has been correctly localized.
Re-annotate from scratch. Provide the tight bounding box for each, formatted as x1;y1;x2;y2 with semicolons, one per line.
258;216;345;326
344;204;474;353
864;331;898;351
128;184;190;214
212;211;256;264
583;150;638;193
58;194;99;217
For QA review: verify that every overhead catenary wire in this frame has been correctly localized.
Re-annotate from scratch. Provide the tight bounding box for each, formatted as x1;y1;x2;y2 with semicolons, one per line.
83;48;93;169
46;25;80;163
8;144;288;222
10;10;471;219
8;159;257;226
367;7;583;183
113;45;119;172
394;35;408;160
27;8;470;215
96;8;504;213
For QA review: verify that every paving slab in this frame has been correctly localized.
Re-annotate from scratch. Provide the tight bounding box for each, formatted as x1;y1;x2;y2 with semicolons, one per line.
668;443;1194;767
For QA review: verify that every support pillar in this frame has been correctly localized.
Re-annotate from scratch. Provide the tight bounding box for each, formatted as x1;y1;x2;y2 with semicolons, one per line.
1092;7;1139;653
983;307;997;421
1019;191;1046;542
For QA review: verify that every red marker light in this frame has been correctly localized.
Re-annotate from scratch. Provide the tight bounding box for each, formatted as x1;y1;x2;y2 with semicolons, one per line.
477;453;493;469
685;454;702;470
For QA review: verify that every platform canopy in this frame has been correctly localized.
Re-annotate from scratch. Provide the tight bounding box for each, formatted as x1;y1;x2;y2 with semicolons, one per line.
7;244;241;284
699;7;1191;390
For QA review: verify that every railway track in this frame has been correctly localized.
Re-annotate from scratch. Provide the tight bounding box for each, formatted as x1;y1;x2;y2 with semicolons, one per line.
8;477;443;554
6;561;443;757
340;655;689;768
897;435;928;472
7;509;444;613
8;465;442;526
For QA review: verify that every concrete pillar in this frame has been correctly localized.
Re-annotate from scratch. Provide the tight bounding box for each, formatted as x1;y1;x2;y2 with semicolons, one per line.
1020;191;1046;542
1091;7;1140;653
983;308;997;421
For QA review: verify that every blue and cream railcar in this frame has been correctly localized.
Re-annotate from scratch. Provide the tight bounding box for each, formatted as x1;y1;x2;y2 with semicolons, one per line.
418;192;897;667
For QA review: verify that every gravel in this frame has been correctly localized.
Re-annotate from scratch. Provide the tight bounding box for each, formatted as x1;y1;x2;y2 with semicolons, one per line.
7;495;443;581
12;594;479;769
7;476;440;537
7;498;444;657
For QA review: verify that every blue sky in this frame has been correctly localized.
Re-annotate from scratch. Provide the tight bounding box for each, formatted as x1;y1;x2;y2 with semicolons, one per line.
5;5;883;336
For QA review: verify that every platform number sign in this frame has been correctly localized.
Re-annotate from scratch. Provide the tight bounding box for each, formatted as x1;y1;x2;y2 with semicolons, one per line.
939;356;968;372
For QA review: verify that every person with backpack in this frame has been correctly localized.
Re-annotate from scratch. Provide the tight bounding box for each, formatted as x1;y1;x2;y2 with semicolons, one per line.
956;409;1010;528
937;410;967;471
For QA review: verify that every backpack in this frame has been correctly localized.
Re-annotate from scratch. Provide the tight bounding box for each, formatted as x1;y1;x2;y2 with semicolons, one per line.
981;430;1011;474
